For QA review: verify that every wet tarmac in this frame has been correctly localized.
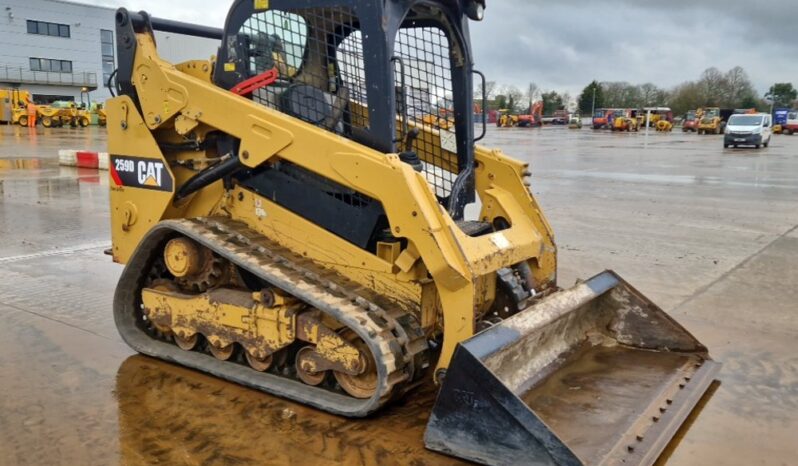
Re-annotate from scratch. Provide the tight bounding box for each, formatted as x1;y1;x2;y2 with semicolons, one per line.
0;123;796;465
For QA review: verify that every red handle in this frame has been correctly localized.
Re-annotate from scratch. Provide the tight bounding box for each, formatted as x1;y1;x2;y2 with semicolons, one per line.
231;67;279;96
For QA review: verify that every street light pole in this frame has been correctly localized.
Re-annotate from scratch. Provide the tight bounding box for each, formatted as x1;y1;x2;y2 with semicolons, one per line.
591;86;596;116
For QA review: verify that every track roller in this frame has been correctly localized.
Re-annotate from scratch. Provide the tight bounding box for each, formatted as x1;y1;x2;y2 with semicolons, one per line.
245;351;273;372
334;330;378;399
296;346;326;386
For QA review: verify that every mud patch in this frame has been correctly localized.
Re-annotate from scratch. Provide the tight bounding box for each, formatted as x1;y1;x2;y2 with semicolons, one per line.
115;356;461;466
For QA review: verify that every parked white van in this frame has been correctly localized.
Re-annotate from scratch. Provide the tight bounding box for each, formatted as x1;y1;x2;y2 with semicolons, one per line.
724;113;772;149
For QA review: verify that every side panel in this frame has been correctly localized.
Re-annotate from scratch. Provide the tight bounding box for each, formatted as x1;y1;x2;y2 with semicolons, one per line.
107;96;224;263
228;186;425;316
107;96;174;263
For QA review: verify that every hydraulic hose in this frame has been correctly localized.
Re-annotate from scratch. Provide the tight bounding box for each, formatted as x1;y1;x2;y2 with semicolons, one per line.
174;154;241;202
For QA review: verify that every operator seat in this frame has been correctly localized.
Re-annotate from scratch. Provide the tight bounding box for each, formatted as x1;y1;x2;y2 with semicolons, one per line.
280;84;349;132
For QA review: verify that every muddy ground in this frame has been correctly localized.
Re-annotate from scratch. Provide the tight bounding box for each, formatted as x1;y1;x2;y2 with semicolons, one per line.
0;123;795;465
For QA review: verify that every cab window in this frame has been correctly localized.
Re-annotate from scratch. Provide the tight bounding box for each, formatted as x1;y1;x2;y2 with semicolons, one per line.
241;11;308;79
236;8;358;134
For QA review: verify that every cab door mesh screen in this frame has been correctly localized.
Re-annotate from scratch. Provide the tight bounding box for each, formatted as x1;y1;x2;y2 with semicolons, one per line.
238;8;359;135
394;26;457;200
237;10;458;204
336;31;369;129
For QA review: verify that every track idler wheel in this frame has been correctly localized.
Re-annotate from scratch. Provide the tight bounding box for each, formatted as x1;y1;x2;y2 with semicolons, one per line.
164;237;204;278
163;236;227;292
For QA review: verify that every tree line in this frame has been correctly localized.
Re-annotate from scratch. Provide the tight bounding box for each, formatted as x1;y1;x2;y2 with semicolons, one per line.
482;66;797;117
486;82;571;116
579;66;797;116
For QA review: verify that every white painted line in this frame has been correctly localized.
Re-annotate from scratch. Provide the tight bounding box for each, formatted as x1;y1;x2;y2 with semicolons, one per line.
0;242;111;264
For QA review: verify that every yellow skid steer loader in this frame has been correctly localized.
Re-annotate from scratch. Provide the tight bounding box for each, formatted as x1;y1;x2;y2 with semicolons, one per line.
106;2;718;464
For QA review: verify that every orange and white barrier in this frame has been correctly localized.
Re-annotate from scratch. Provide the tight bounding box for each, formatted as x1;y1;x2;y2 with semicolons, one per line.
58;150;109;170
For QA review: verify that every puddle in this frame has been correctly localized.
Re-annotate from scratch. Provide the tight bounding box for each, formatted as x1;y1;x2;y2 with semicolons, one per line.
114;356;459;466
0;158;49;170
546;169;796;190
0;177;108;204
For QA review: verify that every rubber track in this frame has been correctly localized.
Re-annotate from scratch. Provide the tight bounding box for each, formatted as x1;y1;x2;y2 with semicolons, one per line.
114;217;428;417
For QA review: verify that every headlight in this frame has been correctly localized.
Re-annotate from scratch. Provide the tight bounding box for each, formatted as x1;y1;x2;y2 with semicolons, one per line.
752;127;762;134
465;0;485;20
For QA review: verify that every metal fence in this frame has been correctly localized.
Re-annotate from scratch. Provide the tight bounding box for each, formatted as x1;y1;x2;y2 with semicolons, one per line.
0;66;98;89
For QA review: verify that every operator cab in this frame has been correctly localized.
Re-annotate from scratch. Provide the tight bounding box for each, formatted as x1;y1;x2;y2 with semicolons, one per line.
214;0;487;218
701;108;719;123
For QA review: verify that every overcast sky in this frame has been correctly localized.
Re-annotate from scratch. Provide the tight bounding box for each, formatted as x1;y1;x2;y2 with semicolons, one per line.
88;0;795;97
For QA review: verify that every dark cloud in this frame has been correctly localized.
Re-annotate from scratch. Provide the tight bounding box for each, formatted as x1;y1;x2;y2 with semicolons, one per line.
471;1;796;95
87;0;794;97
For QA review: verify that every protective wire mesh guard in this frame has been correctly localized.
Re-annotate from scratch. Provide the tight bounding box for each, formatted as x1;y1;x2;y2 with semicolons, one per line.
237;9;458;201
394;26;457;200
239;8;358;134
336;31;367;127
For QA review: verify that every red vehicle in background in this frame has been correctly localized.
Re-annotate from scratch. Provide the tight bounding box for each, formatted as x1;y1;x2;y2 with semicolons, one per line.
517;101;543;127
551;109;569;125
593;108;625;129
782;110;798;135
592;108;609;129
682;109;702;132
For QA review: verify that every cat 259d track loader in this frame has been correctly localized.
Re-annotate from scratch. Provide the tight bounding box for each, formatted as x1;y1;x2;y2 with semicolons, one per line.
107;1;719;464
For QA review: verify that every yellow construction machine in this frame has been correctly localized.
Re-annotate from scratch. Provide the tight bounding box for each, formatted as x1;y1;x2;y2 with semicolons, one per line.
38;102;75;128
698;107;733;134
97;104;108;127
0;89;32;125
73;104;92;127
496;108;518;127
496;102;542;129
656;119;673;132
106;2;719;464
422;108;455;130
36;105;64;127
612;109;638;131
638;107;673;129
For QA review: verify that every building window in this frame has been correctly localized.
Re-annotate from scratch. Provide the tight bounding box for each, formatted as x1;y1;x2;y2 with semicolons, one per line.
26;20;70;38
101;29;115;85
29;57;73;73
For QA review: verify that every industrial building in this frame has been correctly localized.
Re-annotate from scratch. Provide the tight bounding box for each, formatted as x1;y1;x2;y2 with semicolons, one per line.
0;0;217;104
